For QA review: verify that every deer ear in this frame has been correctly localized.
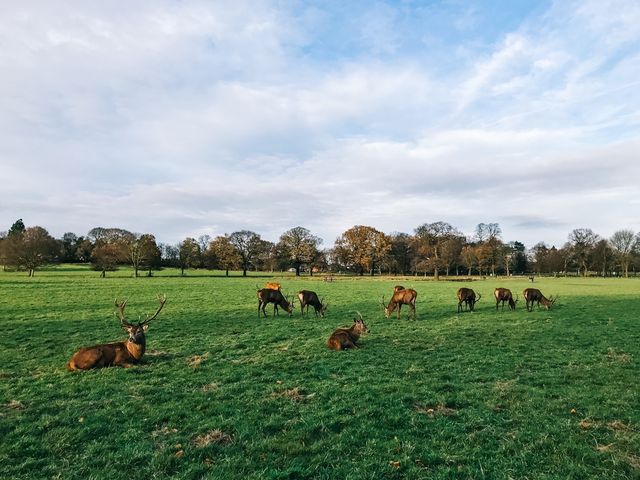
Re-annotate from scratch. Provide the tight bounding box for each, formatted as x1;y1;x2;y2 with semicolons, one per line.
142;324;149;331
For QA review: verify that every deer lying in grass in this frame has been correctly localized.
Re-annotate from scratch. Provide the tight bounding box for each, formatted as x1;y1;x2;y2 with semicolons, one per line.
382;287;417;319
327;312;369;350
523;288;557;311
494;288;517;311
457;288;481;312
297;290;328;317
67;295;167;371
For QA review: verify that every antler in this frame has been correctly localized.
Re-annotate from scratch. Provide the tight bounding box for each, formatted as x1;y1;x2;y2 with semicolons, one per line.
115;299;130;326
381;295;386;308
355;310;363;320
140;294;167;326
476;293;482;302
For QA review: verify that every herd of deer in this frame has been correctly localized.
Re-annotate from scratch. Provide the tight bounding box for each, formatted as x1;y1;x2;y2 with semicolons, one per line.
66;284;557;370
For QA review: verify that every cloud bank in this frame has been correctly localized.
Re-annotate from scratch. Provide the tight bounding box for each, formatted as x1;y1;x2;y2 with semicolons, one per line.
1;0;639;247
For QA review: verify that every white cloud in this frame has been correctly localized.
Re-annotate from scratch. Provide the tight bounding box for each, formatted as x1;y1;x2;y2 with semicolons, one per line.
0;0;639;247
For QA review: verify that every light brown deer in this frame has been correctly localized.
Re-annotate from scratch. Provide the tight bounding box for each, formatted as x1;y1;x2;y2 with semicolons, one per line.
381;288;417;319
457;288;481;313
327;312;369;350
523;288;557;311
494;288;517;311
67;295;167;371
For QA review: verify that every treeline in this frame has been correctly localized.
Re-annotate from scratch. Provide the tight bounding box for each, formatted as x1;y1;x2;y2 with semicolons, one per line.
1;219;639;278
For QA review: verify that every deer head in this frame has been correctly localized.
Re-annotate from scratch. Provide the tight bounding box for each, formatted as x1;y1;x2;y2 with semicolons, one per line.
115;294;166;343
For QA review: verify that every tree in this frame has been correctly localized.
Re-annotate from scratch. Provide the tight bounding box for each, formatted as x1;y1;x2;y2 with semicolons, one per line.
592;239;613;277
387;232;413;275
88;227;134;277
475;223;503;276
178;238;201;276
333;225;391;276
59;232;84;263
609;230;638;277
460;245;477;275
127;234;161;277
207;235;240;276
8;219;26;237
228;230;263;277
277;227;322;276
3;226;57;276
568;228;600;276
413;221;462;279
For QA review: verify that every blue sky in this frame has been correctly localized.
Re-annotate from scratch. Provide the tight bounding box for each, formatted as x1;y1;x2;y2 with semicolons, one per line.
1;0;639;248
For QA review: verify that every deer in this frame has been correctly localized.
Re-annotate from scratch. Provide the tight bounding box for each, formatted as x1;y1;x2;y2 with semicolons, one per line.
67;295;167;371
494;288;517;311
327;312;369;350
523;288;557;311
457;288;481;313
297;290;328;317
381;287;417;319
257;287;293;318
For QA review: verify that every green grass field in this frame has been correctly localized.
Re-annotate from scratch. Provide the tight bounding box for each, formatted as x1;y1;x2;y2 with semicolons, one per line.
1;267;638;479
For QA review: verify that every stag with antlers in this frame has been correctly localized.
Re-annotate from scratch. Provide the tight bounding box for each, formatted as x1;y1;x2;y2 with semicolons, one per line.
257;287;294;318
298;290;328;317
381;287;417;320
523;288;557;311
67;295;167;371
327;312;369;350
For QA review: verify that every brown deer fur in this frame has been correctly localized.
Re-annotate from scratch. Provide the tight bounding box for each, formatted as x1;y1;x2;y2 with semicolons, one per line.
67;295;166;371
297;290;328;317
327;316;369;350
523;288;556;311
382;288;417;319
494;288;517;311
257;288;293;318
457;288;481;313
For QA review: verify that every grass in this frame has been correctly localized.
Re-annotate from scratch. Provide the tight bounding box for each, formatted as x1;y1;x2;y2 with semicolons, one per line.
0;266;638;479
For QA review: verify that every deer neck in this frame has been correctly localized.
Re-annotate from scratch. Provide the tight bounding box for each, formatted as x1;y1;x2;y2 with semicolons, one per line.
126;337;146;360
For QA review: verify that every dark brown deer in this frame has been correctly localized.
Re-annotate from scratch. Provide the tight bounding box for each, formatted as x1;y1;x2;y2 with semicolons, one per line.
523;288;557;311
494;288;517;311
257;288;293;318
327;312;369;350
297;290;328;317
457;288;481;312
381;288;417;319
67;295;167;371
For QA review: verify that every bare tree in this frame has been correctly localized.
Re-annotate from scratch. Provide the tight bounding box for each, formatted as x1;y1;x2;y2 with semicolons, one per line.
568;228;600;276
413;222;462;279
609;230;638;277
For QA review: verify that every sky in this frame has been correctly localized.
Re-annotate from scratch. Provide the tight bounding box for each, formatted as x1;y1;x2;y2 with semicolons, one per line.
1;0;639;249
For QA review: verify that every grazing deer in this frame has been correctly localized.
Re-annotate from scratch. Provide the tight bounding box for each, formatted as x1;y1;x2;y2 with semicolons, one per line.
67;295;167;371
494;288;517;311
381;288;417;319
523;288;557;311
327;312;369;350
297;290;328;317
257;288;293;318
457;288;481;313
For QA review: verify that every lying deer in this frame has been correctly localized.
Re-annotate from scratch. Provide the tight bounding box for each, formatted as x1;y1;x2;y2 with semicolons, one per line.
67;295;167;371
523;288;557;311
457;288;481;312
297;290;328;317
382;287;417;319
327;312;369;350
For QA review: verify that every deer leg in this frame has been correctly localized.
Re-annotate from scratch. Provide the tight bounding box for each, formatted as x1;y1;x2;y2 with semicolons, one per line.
397;304;402;320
